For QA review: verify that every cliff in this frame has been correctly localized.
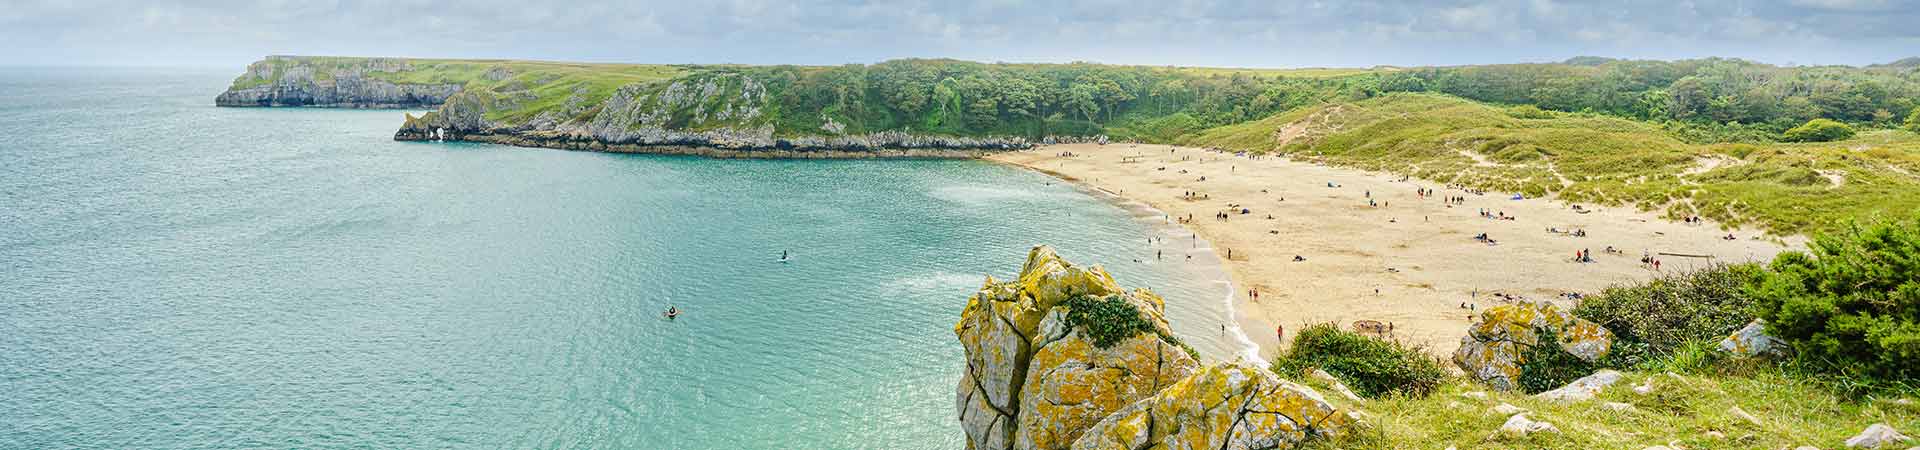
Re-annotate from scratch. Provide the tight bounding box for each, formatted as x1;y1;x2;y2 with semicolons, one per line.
214;56;462;108
955;246;1356;450
391;69;1032;155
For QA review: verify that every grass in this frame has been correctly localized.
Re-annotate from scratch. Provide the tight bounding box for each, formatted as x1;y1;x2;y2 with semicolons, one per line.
1293;348;1920;449
1178;93;1920;236
224;56;688;123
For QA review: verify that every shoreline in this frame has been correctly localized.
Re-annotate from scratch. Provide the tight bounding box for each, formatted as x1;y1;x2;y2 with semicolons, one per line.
401;134;1012;159
990;143;1802;356
1022;164;1271;363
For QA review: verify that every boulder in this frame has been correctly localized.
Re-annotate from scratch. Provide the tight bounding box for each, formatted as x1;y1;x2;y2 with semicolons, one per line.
1717;319;1788;358
1846;424;1913;448
1498;414;1559;437
1453;302;1614;391
1535;370;1624;403
1490;403;1527;415
955;246;1199;450
1069;362;1357;450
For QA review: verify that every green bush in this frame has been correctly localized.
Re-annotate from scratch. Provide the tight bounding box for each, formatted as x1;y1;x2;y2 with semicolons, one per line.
1749;216;1920;381
1781;118;1856;142
1271;323;1447;398
1573;264;1765;367
1061;294;1198;359
1906;107;1920;133
1516;327;1598;394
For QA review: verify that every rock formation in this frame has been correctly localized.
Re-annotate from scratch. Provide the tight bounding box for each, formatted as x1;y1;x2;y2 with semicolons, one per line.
955;246;1353;450
1069;362;1358;450
1453;302;1614;391
1717;319;1788;358
393;78;1031;155
214;56;461;108
955;246;1200;450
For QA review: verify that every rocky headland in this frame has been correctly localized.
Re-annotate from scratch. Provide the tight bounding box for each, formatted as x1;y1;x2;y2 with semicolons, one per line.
955;246;1357;450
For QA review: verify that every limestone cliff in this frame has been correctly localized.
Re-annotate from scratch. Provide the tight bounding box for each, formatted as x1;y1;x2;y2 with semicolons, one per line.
214;56;461;108
956;246;1353;450
394;72;1030;155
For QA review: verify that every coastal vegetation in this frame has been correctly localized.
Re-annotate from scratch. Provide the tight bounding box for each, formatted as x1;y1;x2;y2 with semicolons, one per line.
1749;215;1920;383
1271;323;1448;399
1177;93;1920;235
1573;264;1764;365
223;55;1920;233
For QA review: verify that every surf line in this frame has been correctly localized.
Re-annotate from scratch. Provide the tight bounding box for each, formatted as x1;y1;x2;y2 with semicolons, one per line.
994;160;1267;363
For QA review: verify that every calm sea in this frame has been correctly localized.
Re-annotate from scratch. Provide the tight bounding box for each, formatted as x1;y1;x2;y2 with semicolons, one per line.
0;67;1242;449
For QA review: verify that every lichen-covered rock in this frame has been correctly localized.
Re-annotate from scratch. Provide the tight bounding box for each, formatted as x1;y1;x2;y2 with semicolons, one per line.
1717;319;1788;358
1069;362;1356;450
955;246;1199;450
1453;302;1614;391
1535;370;1623;403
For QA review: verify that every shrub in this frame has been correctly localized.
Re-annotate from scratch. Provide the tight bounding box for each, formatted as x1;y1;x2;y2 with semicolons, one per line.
1906;107;1920;133
1781;118;1856;142
1061;294;1198;359
1516;327;1598;394
1271;323;1447;398
1749;216;1920;381
1573;264;1765;366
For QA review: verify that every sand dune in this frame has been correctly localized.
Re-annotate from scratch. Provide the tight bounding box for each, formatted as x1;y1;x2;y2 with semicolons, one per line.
990;143;1802;358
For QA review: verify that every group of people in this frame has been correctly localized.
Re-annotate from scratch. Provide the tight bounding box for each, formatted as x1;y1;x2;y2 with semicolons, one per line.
1479;209;1516;221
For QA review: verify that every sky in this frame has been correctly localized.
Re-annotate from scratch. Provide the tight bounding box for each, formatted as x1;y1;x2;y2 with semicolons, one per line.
2;0;1917;69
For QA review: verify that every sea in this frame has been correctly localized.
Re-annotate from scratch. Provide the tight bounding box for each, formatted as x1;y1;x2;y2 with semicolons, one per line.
0;67;1248;449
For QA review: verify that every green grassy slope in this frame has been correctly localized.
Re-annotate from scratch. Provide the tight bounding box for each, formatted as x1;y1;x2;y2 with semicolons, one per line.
1179;93;1920;235
1298;368;1918;449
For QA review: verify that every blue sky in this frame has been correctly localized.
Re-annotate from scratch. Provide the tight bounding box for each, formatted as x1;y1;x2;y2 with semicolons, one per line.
2;0;1916;68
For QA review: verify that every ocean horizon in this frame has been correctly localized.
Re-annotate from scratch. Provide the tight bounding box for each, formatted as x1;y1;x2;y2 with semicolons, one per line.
0;67;1246;449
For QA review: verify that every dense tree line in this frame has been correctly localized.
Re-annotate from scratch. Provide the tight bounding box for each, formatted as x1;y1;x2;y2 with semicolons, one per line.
706;57;1919;141
1368;58;1920;136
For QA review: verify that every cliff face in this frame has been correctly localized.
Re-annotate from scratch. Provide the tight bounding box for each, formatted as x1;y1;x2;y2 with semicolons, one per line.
215;56;461;108
394;72;1030;154
955;246;1355;450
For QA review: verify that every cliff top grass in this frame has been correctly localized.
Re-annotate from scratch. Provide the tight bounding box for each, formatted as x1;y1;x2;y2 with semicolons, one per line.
1178;93;1920;235
1297;364;1918;449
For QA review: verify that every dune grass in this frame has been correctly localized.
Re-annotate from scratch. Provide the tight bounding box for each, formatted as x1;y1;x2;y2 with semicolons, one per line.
1292;343;1919;449
1179;93;1920;236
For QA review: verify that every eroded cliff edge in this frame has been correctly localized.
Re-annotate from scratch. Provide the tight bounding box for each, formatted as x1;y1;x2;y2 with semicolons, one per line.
216;56;1035;157
214;56;461;108
955;246;1357;450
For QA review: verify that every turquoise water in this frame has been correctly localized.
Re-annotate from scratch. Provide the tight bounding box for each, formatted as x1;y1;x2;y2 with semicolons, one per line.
0;68;1241;449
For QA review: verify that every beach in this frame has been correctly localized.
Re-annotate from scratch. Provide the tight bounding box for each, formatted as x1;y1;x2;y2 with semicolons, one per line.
990;143;1802;357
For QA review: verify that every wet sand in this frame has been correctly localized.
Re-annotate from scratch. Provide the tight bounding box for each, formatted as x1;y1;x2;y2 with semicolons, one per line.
991;143;1801;357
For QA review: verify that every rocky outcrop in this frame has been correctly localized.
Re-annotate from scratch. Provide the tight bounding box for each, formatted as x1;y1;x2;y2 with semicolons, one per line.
1717;319;1788;358
955;246;1199;450
1069;362;1358;450
955;246;1354;450
394;73;1029;156
1453;302;1614;391
215;56;461;108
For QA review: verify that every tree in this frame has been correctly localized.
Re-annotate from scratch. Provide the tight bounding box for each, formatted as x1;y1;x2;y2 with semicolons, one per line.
1781;118;1856;142
1906;107;1920;133
1749;216;1920;382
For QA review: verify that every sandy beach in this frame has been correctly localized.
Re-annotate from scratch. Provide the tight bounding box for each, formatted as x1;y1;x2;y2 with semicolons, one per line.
991;143;1801;358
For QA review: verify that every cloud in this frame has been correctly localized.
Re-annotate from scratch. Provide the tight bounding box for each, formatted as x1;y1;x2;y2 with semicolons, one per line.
0;0;1913;68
